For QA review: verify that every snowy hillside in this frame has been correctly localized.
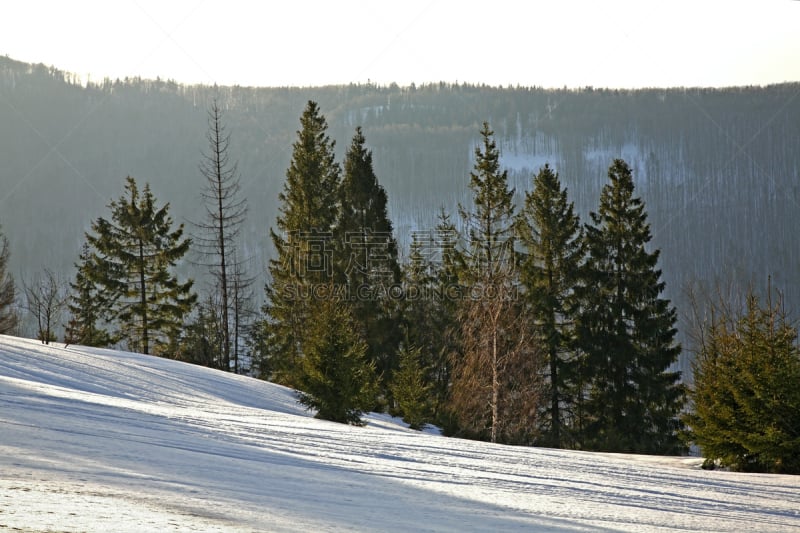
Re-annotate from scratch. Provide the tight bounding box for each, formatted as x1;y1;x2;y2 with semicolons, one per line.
2;336;799;532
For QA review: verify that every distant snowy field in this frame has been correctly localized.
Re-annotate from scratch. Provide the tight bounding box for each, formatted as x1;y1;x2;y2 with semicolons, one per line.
2;335;799;532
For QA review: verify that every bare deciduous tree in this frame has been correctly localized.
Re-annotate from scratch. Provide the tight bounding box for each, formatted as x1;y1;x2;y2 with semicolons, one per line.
22;268;67;344
450;122;545;443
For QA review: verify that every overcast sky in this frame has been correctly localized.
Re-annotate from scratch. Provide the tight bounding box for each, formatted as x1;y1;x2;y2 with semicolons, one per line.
2;0;799;89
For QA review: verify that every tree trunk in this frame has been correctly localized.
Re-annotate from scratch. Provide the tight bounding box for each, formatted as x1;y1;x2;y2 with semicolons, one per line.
139;238;149;355
491;315;499;444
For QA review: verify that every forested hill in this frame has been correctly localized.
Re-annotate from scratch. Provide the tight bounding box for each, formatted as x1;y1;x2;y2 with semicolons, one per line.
2;56;799;359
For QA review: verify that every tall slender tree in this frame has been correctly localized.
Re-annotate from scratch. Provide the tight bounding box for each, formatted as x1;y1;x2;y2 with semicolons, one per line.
194;97;249;371
576;159;684;454
255;101;341;386
335;126;401;400
516;164;584;448
86;177;196;355
0;226;17;335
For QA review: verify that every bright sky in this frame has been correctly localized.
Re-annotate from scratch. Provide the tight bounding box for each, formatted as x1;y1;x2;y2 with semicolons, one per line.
2;0;799;88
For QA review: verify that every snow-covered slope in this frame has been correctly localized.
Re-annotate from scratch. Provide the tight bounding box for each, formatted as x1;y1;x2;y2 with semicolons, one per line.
1;335;798;532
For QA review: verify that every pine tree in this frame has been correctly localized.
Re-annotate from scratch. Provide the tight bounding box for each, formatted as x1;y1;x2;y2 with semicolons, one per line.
685;288;800;474
297;293;378;425
255;101;341;386
451;122;543;444
86;177;196;355
336;126;401;401
0;226;17;335
64;243;115;347
576;159;684;454
193;97;249;371
516;164;584;448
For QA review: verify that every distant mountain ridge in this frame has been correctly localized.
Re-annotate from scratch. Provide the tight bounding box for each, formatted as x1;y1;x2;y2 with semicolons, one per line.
2;56;799;373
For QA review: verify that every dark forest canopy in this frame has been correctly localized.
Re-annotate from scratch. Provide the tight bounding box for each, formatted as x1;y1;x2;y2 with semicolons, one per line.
1;56;799;375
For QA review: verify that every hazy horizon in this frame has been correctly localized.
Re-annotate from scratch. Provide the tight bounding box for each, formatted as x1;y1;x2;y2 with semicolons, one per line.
3;0;799;90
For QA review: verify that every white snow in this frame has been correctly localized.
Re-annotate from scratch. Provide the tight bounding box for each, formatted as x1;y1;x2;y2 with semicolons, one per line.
2;335;799;532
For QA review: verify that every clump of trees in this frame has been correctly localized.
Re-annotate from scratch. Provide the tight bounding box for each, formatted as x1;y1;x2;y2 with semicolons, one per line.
252;105;685;445
252;101;399;423
5;99;698;452
684;285;800;474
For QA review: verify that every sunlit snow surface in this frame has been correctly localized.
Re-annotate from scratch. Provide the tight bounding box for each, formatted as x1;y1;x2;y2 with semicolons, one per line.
2;335;799;532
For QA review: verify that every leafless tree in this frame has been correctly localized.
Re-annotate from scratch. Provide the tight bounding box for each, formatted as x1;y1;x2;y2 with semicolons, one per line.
22;268;67;344
193;98;250;371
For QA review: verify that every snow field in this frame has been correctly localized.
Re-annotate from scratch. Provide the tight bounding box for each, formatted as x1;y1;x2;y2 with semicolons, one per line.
2;335;799;532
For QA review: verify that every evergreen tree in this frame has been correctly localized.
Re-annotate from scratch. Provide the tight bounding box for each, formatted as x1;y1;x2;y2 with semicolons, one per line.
684;288;800;474
177;293;225;368
451;122;543;444
336;126;401;401
576;159;684;454
193;98;249;371
390;345;432;430
297;293;378;425
402;210;463;422
255;101;341;386
0;226;17;335
64;243;115;347
516;164;584;448
85;177;196;355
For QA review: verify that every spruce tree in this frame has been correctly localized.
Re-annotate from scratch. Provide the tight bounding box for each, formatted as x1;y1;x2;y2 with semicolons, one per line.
297;293;378;425
336;126;401;400
194;98;249;371
64;243;114;347
451;122;542;444
255;101;340;386
576;159;684;454
516;164;584;448
390;345;432;430
86;177;196;355
402;210;463;421
0;226;17;335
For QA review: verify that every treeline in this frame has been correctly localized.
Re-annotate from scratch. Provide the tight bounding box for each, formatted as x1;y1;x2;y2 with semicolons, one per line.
1;98;799;470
